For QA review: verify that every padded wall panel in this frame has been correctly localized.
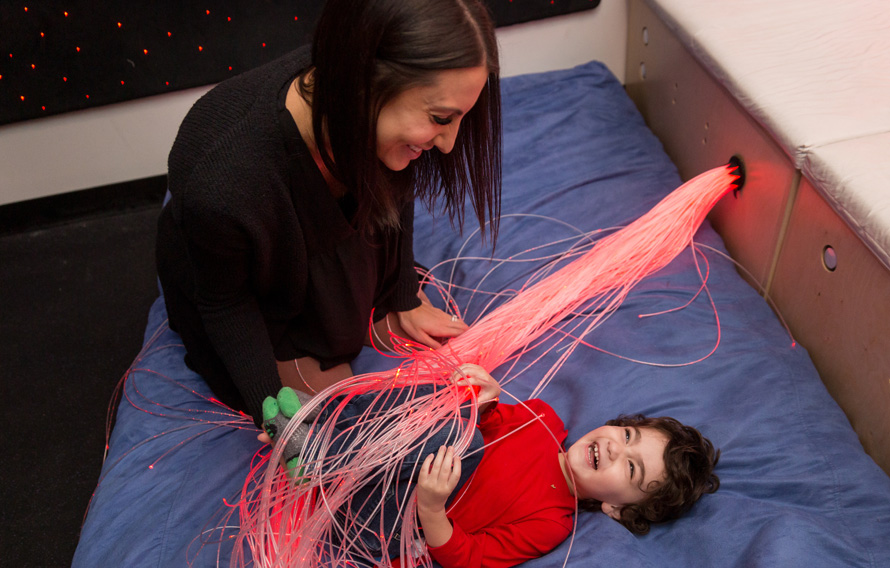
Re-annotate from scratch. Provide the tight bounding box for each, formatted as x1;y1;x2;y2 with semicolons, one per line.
770;178;890;473
628;0;890;474
0;0;600;126
626;0;890;474
803;133;890;272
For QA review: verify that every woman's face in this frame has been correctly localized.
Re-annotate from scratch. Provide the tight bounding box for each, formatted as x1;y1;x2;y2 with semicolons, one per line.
563;425;668;518
376;66;489;171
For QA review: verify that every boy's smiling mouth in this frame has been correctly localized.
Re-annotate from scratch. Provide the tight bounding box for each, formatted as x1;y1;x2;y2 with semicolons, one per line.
588;442;600;470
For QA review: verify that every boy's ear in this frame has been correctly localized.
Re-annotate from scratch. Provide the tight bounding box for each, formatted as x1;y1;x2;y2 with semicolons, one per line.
601;502;622;520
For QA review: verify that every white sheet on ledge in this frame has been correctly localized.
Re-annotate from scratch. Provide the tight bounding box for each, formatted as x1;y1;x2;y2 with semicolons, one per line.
645;0;890;270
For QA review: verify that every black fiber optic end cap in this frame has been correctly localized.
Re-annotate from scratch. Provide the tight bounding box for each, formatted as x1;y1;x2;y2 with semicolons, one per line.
728;155;746;197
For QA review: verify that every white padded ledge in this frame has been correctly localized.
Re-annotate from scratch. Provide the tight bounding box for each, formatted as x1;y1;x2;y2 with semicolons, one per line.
644;0;890;166
803;133;890;271
645;0;890;271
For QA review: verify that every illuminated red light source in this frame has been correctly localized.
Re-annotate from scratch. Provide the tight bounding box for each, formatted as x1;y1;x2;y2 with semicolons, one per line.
20;95;25;101
198;45;203;51
76;46;81;52
64;11;68;17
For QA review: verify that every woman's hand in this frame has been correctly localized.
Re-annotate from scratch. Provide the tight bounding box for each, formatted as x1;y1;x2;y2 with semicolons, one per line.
397;289;468;349
416;446;461;547
453;363;501;409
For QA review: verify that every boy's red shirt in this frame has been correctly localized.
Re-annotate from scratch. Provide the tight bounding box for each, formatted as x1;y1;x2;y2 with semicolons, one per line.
424;398;576;568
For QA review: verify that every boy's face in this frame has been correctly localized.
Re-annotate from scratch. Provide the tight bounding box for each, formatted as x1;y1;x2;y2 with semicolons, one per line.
562;425;668;519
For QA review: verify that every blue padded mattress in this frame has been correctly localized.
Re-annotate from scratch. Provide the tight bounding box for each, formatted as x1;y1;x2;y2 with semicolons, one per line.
74;61;890;568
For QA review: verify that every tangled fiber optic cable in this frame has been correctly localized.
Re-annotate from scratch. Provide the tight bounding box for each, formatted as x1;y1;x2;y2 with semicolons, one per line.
223;164;741;568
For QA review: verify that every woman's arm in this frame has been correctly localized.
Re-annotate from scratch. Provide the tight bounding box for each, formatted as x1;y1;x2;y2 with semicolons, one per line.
390;199;469;348
368;289;467;351
172;187;296;426
397;289;469;348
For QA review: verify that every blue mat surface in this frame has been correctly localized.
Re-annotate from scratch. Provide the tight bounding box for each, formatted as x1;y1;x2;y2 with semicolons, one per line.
74;61;890;568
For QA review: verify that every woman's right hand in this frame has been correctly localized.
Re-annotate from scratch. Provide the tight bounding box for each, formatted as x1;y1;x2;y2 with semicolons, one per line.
453;363;500;408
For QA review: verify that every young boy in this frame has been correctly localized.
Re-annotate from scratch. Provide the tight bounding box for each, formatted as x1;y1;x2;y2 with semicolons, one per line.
261;364;720;567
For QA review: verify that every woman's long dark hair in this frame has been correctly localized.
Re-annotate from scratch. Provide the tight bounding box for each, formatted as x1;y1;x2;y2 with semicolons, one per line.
302;0;501;240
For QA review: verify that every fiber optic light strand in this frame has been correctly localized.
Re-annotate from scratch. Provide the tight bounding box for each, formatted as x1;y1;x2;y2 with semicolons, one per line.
228;164;739;567
446;165;738;372
101;165;739;566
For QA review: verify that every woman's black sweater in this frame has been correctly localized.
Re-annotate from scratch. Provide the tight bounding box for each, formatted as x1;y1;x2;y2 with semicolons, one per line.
157;48;420;425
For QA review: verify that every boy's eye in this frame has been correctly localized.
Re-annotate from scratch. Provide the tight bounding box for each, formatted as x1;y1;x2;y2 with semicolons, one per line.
629;461;635;479
432;115;453;126
625;428;631;443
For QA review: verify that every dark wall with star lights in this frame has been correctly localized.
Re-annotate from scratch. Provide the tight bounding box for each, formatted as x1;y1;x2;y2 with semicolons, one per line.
0;0;600;127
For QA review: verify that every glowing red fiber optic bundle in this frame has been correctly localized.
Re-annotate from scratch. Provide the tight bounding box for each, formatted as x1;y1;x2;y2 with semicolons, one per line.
234;165;739;567
446;165;738;373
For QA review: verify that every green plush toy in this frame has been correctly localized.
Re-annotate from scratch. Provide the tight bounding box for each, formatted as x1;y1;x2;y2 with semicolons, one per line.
261;387;317;479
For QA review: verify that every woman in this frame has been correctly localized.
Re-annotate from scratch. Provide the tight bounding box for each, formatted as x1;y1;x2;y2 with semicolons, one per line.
156;0;501;427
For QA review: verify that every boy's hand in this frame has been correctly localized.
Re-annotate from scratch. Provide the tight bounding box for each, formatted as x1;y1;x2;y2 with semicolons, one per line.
454;363;501;407
417;446;462;514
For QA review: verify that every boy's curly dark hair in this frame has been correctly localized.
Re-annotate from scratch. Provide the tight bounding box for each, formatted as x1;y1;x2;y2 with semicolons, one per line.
578;414;720;535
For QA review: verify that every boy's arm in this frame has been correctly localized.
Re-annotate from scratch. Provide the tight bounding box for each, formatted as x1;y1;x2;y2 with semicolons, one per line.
417;438;572;568
454;363;501;415
417;507;454;548
426;399;571;568
427;515;573;568
416;446;461;547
